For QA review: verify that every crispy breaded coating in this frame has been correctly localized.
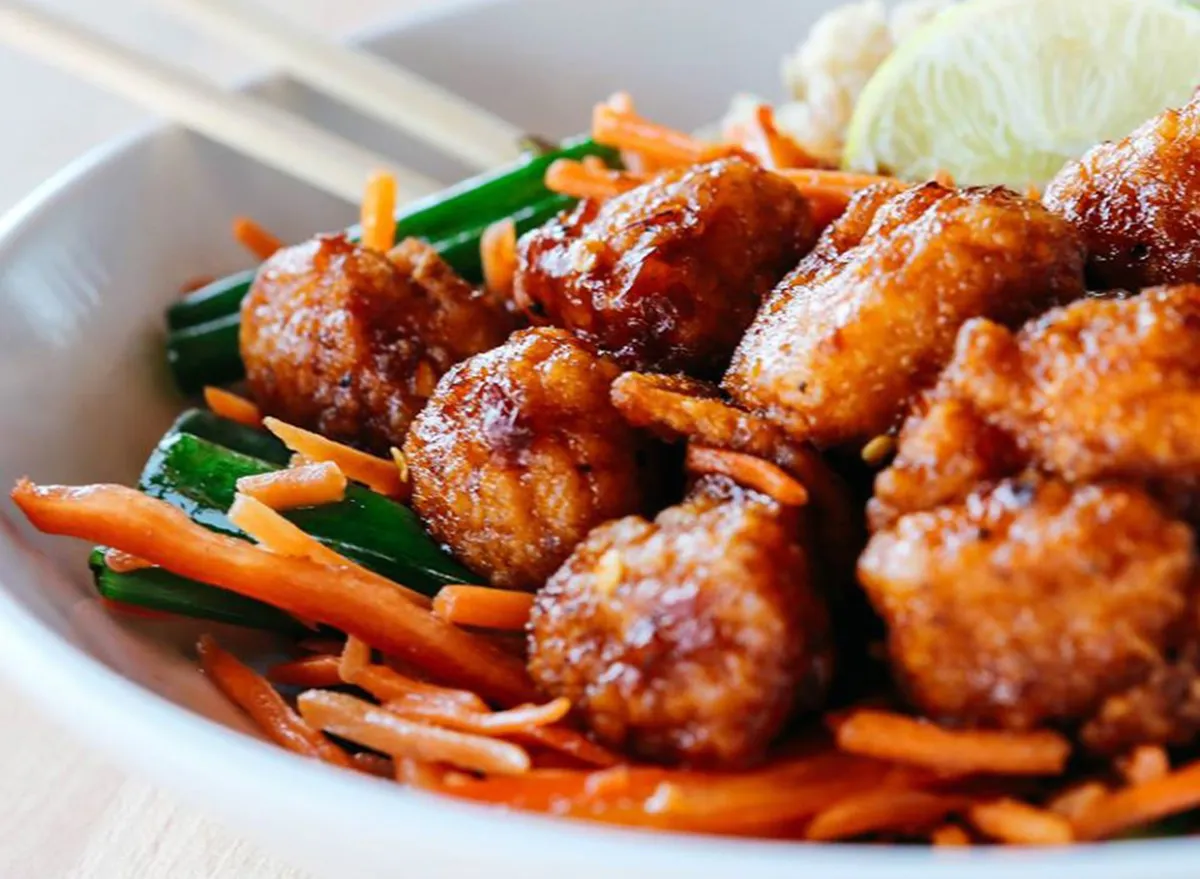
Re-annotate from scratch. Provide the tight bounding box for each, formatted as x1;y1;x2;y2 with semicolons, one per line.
1045;92;1200;290
241;236;516;454
723;183;1085;446
514;157;815;377
1082;645;1200;755
859;479;1197;743
404;328;649;591
944;285;1200;485
528;477;833;767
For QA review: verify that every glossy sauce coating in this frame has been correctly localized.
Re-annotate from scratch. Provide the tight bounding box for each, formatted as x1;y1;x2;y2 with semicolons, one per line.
404;328;649;591
515;157;816;377
1045;92;1200;290
241;236;516;453
528;477;833;767
724;183;1085;446
859;479;1197;748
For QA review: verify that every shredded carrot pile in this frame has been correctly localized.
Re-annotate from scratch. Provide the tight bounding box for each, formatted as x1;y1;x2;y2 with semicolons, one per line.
203;387;262;428
360;171;398;253
835;710;1071;776
1073;759;1200;841
543;159;645;200
235;461;347;511
481;218;518;301
592;102;714;168
685;445;809;506
968;799;1074;846
733;104;819;170
433;585;534;631
263;418;405;498
231;217;284;261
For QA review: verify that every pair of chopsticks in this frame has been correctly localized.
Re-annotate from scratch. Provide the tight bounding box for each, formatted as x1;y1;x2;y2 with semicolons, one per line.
0;0;528;202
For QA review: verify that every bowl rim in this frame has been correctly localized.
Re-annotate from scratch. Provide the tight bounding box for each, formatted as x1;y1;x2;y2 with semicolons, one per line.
0;0;1195;872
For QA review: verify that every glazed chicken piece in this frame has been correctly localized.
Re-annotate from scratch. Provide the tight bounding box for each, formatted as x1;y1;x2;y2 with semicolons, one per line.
1044;91;1200;290
872;285;1200;528
514;157;816;378
723;182;1086;447
404;328;650;591
241;236;517;454
859;478;1199;753
528;476;833;767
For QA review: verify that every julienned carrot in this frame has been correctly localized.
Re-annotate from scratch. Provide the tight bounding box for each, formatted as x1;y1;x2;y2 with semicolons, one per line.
834;710;1071;776
592;103;709;167
361;171;398;253
103;547;154;573
738;104;818;170
931;824;971;846
228;493;430;608
268;654;343;689
297;690;531;775
685;445;809;506
780;168;894;190
203;387;262;428
231;217;284;260
1120;744;1170;786
1047;781;1108;821
197;635;350;768
805;789;969;841
12;482;538;706
968;799;1074;846
480;218;518;300
433;585;534;631
263;417;405;498
347;662;490;713
543;159;644;200
339;635;371;683
386;694;571;736
235;461;347;511
1073;759;1200;841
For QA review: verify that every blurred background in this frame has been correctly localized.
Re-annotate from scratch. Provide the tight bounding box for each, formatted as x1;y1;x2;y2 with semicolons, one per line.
0;4;438;877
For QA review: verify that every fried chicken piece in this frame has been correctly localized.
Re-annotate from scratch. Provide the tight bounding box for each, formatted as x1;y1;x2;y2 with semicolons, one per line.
859;479;1198;747
528;477;833;767
404;328;650;591
241;236;517;454
514;157;816;377
1044;92;1200;290
948;285;1200;485
723;183;1085;446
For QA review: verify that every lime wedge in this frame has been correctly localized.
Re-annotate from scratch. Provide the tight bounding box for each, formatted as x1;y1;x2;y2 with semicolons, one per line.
843;0;1200;186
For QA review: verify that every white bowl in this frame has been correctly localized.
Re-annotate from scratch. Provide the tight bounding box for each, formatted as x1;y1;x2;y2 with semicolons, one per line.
0;1;1194;876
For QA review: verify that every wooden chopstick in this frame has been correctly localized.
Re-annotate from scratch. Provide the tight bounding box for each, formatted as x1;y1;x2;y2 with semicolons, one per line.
0;0;442;204
154;0;526;171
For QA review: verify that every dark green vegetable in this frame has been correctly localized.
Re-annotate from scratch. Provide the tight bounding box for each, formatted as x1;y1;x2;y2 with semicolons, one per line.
163;408;289;464
167;137;617;333
90;548;303;633
139;431;476;592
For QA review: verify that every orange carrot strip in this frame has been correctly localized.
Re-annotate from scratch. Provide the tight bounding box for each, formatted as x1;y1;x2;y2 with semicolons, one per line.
396;756;447;787
297;637;346;655
351;752;395;778
543;159;644;200
781;168;894;190
968;799;1074;846
385;695;571;736
1047;781;1109;821
231;216;284;260
805;789;969;841
297;690;531;775
685;445;809;506
1120;745;1170;786
739;104;818;170
517;726;622;769
203;387;263;428
481;218;518;301
834;710;1070;776
349;662;490;713
340;635;371;683
592;103;710;167
197;635;349;767
12;482;537;706
432;585;534;631
227;493;430;608
235;461;347;511
267;654;343;689
103;547;154;573
361;171;398;253
1074;759;1200;840
931;823;972;846
263;418;403;497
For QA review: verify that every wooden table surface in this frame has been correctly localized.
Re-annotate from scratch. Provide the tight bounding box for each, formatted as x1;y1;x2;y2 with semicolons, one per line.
0;2;445;876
